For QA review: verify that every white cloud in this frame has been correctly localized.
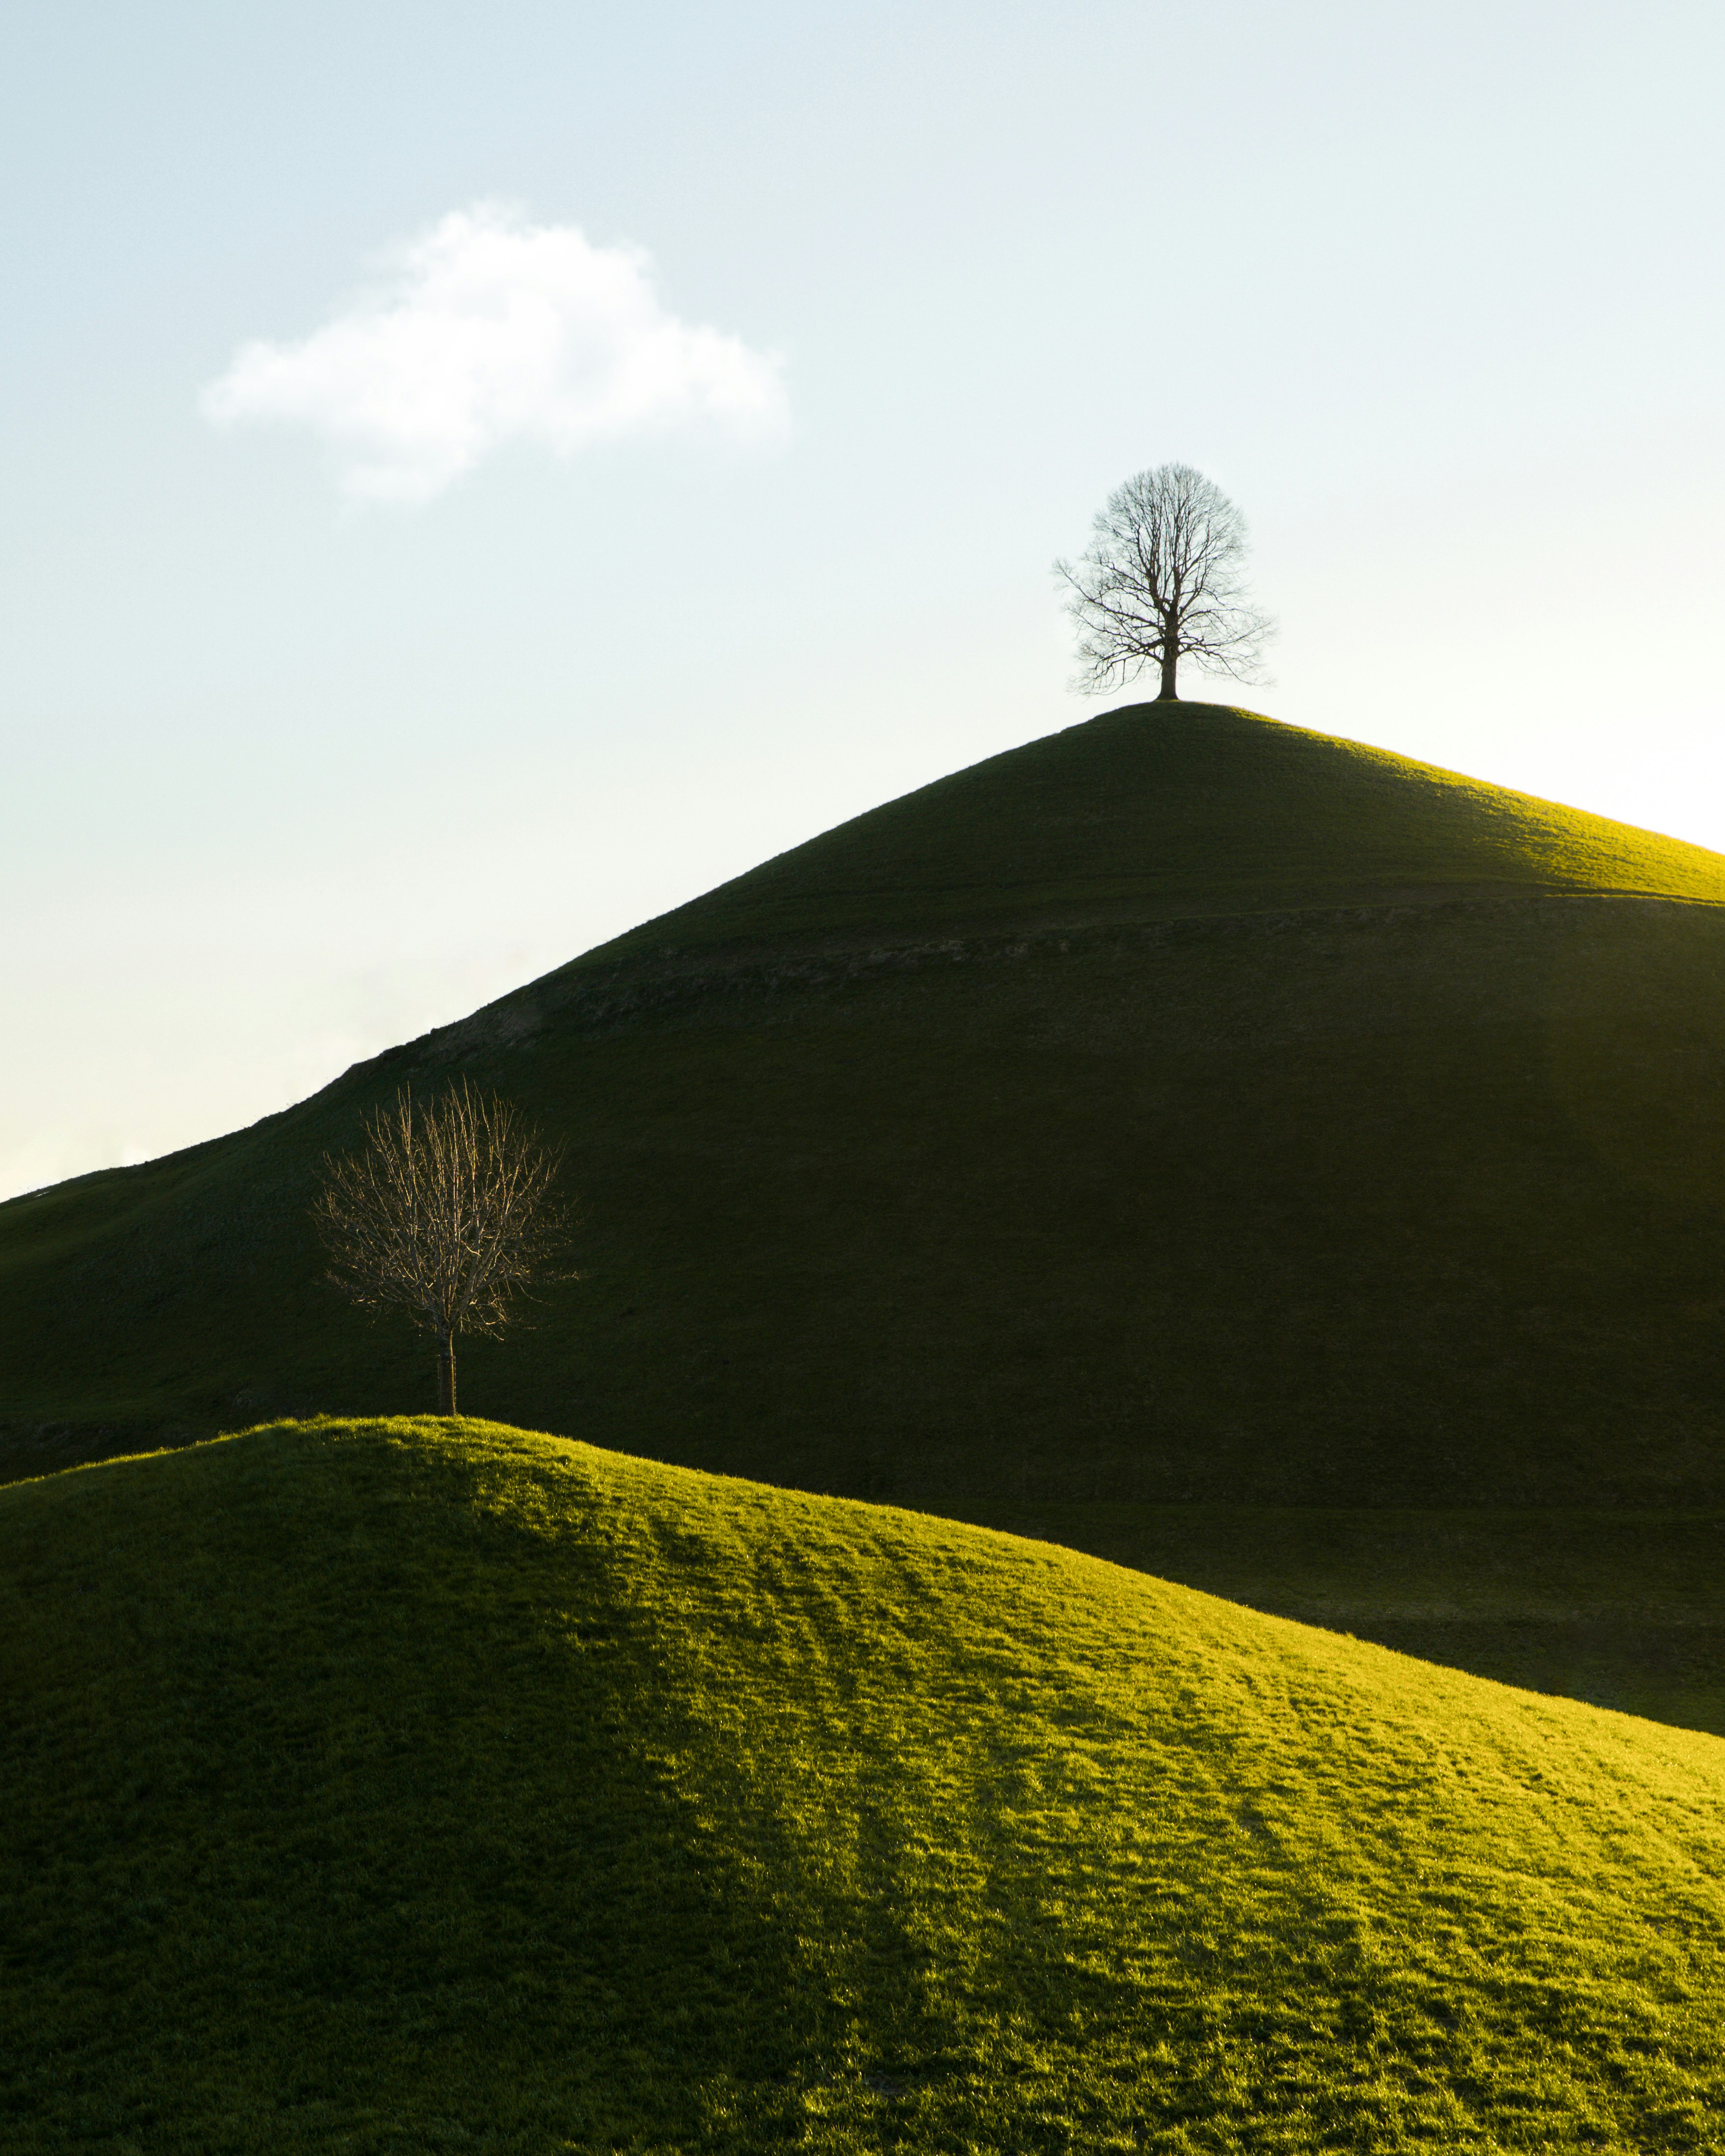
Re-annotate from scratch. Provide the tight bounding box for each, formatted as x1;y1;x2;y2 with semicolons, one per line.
202;202;789;503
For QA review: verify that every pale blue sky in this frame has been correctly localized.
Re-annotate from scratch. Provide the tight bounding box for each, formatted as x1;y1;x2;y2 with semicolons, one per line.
4;0;1722;1196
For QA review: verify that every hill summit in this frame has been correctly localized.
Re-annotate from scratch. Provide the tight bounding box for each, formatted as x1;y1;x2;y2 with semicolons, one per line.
571;702;1725;965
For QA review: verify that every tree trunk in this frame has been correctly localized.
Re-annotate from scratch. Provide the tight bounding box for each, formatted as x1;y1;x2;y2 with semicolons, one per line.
437;1334;457;1416
1157;643;1179;700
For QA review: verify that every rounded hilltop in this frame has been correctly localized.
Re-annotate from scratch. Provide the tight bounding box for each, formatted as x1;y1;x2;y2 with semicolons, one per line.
577;700;1725;963
6;1415;1725;2151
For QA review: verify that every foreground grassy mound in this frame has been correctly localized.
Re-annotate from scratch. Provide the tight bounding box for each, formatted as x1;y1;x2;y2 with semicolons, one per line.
6;1418;1725;2153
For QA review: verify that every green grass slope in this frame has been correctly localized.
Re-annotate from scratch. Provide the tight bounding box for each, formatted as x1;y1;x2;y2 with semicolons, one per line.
8;1418;1725;2154
579;699;1725;959
7;704;1725;1730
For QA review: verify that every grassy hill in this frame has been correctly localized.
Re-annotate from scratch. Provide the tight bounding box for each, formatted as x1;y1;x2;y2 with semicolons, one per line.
585;699;1725;956
7;1416;1725;2153
6;702;1725;1728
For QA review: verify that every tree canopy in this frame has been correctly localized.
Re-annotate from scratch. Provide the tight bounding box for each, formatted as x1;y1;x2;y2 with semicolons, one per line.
1056;464;1274;700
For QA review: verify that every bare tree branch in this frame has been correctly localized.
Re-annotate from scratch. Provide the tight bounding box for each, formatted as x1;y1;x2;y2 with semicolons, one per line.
312;1078;575;1416
1054;464;1275;701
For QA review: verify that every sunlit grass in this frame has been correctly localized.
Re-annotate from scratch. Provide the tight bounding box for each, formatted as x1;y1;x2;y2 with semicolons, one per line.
6;1417;1725;2151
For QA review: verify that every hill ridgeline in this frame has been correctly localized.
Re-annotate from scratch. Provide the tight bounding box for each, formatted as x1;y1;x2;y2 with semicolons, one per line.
572;699;1725;961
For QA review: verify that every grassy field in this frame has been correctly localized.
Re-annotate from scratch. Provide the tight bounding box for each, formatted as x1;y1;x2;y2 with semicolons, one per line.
7;1416;1725;2153
6;702;1725;1728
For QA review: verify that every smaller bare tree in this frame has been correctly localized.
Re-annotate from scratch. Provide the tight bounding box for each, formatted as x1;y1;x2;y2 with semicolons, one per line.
313;1078;572;1416
1055;464;1274;701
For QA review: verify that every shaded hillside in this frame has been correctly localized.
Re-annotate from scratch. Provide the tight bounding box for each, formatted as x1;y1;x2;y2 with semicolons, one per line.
7;1418;1725;2153
5;704;1725;1724
579;698;1725;958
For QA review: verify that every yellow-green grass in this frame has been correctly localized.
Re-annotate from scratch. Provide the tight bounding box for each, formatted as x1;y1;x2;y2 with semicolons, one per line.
966;1503;1725;1741
6;1417;1725;2153
8;704;1725;1735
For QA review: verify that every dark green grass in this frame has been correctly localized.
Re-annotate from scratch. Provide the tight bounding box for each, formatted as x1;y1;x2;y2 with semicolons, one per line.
7;705;1725;1731
8;1417;1725;2153
585;699;1725;955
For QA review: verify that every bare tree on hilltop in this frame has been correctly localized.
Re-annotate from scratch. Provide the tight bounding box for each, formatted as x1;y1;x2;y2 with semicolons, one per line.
1056;464;1274;701
314;1078;573;1416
